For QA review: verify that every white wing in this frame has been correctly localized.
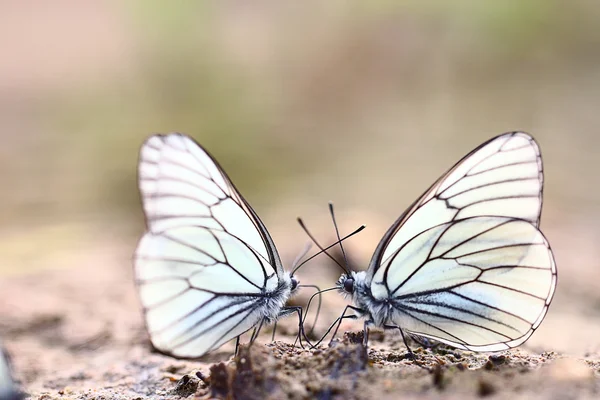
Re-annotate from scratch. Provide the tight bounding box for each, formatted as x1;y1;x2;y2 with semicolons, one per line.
134;133;282;358
369;132;556;351
387;216;555;351
0;343;20;400
369;132;543;281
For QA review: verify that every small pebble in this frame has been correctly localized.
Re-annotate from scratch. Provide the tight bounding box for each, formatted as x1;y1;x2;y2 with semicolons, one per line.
489;354;507;365
483;360;495;371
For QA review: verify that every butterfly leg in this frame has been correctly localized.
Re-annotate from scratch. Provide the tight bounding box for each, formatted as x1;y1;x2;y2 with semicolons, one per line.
286;306;305;349
249;319;265;345
277;306;305;350
310;310;352;347
325;305;364;346
313;313;355;347
270;320;278;342
234;336;241;356
363;319;374;348
383;324;414;358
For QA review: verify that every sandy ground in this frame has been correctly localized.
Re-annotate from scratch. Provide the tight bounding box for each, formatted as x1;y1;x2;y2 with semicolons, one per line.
0;240;599;400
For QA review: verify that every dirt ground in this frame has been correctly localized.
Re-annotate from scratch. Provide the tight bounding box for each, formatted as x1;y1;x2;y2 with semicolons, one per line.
0;240;599;400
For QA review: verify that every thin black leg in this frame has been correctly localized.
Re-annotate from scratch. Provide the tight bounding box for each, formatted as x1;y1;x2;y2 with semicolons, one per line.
363;320;373;348
310;305;362;347
271;320;278;342
311;314;355;347
329;305;363;346
249;319;265;345
383;324;414;356
280;306;304;349
234;336;241;356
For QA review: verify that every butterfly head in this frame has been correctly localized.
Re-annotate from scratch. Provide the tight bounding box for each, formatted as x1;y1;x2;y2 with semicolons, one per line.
336;270;367;298
290;275;300;292
342;275;355;294
336;272;355;297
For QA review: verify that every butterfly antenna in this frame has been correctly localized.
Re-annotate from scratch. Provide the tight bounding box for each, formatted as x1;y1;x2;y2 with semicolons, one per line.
292;219;365;275
329;202;351;275
297;284;325;336
300;286;339;346
291;241;313;271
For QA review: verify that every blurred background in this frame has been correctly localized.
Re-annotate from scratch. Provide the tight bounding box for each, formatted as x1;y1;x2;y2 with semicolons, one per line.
1;0;599;358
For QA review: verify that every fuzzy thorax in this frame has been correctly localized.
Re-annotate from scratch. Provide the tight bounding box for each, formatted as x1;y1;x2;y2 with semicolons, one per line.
336;270;392;327
262;272;297;324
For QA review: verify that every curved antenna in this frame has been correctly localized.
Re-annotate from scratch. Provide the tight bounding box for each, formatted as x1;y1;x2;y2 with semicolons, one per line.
297;284;323;336
290;241;313;271
292;219;365;276
328;202;351;275
300;286;339;346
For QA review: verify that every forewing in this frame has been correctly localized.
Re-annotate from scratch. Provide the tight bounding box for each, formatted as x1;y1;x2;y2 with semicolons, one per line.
134;133;281;358
381;217;556;351
0;344;20;400
138;133;283;275
368;132;543;282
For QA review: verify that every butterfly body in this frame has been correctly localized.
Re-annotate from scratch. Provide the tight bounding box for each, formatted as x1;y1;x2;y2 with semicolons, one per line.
260;273;298;324
337;271;390;327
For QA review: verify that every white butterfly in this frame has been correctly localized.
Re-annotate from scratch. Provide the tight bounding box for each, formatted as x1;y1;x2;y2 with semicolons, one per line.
333;132;557;352
134;133;302;358
0;342;22;400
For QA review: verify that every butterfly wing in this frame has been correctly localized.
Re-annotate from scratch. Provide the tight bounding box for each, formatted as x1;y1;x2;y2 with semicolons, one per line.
134;133;283;358
0;343;21;400
368;132;556;351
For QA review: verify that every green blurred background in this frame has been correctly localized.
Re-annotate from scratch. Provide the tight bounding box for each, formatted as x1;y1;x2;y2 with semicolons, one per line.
1;1;599;351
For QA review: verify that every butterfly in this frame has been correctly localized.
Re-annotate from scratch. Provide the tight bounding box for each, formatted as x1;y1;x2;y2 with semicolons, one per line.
0;342;22;400
328;131;557;353
133;133;304;358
